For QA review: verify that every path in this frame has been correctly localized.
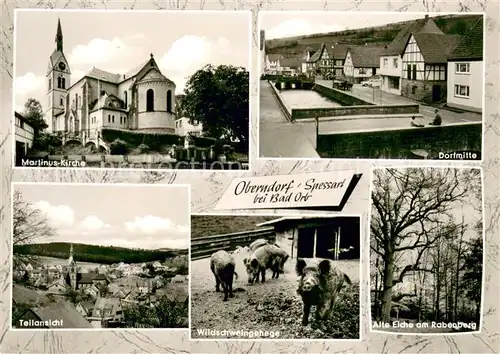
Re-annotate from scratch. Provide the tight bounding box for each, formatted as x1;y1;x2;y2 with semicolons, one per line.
259;81;319;158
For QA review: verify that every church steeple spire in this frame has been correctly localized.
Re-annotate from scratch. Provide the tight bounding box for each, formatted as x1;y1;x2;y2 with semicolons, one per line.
55;18;63;52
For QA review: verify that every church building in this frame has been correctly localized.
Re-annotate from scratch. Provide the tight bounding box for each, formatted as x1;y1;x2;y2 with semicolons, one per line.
45;19;178;142
64;244;109;290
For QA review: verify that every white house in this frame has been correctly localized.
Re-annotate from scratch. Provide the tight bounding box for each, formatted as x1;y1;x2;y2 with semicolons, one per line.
400;31;462;103
175;117;203;137
343;46;384;83
446;17;483;113
14;112;35;165
379;16;444;95
278;57;301;76
264;54;282;75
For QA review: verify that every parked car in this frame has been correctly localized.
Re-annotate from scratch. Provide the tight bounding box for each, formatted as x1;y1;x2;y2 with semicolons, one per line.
361;77;381;87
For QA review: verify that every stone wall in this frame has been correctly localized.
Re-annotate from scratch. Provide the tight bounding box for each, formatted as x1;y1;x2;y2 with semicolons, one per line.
401;79;447;103
317;122;482;160
292;104;419;120
313;84;372;106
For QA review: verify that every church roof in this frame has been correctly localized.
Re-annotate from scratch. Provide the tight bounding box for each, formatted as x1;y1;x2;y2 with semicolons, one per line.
90;92;126;112
86;67;122;84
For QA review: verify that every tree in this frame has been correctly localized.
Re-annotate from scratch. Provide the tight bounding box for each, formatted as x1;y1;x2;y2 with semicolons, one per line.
370;168;479;322
13;190;56;270
182;64;249;147
23;98;48;134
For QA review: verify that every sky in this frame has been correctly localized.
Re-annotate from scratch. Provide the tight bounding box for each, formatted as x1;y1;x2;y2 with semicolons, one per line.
260;12;434;39
15;184;190;250
14;10;251;112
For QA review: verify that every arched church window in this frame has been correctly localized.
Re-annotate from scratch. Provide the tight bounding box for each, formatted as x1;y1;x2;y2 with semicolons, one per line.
124;91;128;107
167;90;172;112
62;78;66;89
57;77;62;89
146;89;154;112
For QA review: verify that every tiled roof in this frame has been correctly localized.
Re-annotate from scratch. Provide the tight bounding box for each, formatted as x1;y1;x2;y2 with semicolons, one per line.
448;16;483;60
12;284;47;306
347;46;385;67
383;18;444;56
92;297;121;317
330;44;349;60
90;93;126;112
85;67;122;84
279;57;301;68
31;298;93;328
412;33;463;63
307;44;325;63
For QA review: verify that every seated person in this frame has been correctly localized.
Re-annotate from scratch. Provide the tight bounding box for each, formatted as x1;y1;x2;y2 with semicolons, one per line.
411;115;425;127
429;109;442;126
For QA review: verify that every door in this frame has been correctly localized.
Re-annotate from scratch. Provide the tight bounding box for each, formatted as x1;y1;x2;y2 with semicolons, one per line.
315;226;336;260
15;141;26;166
432;85;441;102
297;227;315;258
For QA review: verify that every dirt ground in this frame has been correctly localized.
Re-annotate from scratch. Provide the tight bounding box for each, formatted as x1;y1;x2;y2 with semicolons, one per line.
190;246;360;340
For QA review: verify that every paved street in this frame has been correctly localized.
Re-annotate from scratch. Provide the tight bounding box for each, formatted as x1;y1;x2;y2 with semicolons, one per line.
259;81;318;158
315;80;483;124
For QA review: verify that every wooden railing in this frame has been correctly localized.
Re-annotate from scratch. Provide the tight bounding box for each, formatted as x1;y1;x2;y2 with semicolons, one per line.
190;228;276;261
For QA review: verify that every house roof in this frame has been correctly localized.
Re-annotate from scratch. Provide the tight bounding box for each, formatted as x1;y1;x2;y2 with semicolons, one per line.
448;16;483;61
383;17;444;56
307;44;326;63
411;33;463;64
330;44;350;60
12;284;47;306
279;57;301;68
14;111;33;128
347;46;385;67
31;298;93;328
93;297;121;315
256;216;311;227
80;300;95;311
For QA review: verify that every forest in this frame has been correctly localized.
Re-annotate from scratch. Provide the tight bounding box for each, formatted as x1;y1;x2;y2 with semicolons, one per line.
370;168;482;333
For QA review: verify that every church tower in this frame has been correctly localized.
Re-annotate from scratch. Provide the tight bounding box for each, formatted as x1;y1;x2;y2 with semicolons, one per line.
45;18;71;133
68;244;77;290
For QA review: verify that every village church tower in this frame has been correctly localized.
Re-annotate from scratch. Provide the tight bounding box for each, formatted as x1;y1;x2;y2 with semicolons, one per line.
45;18;71;133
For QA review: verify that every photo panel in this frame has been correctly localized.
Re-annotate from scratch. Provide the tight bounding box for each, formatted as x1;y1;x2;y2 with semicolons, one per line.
190;214;361;340
258;11;484;161
369;167;484;334
14;10;251;170
11;183;190;329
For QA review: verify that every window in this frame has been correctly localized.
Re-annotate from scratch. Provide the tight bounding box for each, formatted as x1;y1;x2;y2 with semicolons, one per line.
455;84;470;97
393;58;398;68
57;77;62;89
146;89;154;111
124;117;126;124
383;58;388;68
455;63;470;74
49;78;52;90
124;91;128;107
359;68;367;75
60;98;63;106
61;77;66;89
412;64;417;80
167;90;172;112
108;114;111;123
112;115;115;123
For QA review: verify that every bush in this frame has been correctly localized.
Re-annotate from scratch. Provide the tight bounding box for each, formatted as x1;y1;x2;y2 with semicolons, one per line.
137;143;150;153
32;132;62;152
101;128;183;151
109;139;129;155
191;136;217;148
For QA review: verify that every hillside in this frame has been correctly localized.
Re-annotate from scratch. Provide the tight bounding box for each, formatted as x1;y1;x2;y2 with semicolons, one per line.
191;215;277;239
265;14;482;55
13;242;188;265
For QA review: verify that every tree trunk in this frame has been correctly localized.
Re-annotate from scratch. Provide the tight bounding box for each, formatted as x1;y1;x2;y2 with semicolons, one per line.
454;221;464;322
434;245;441;321
381;245;395;322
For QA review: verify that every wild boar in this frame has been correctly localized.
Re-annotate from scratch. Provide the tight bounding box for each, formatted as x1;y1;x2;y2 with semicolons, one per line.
243;244;286;284
249;238;270;252
270;255;284;279
210;250;238;301
295;258;352;326
270;245;289;273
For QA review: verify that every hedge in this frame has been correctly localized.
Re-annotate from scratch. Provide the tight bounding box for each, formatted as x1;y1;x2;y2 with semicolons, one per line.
190;136;217;148
101;128;183;151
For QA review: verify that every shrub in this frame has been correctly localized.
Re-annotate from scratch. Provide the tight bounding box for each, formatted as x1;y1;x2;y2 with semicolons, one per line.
137;143;150;153
109;139;129;155
101;128;183;151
